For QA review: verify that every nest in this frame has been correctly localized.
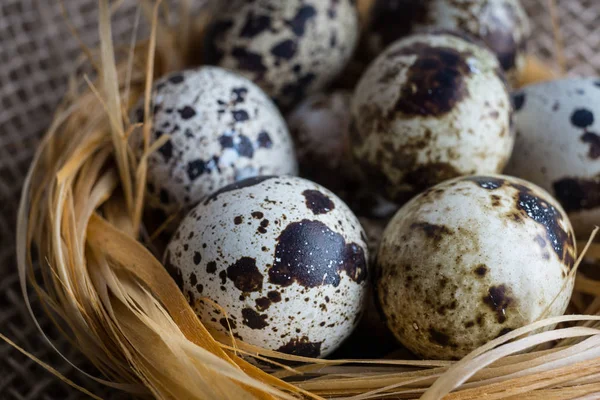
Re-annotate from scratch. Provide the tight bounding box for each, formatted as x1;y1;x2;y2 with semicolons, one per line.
11;1;600;399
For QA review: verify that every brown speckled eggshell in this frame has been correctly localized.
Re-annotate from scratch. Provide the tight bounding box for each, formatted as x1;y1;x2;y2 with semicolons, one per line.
204;0;359;110
363;0;530;84
351;31;514;204
164;175;369;358
505;78;600;239
375;175;576;360
132;67;298;220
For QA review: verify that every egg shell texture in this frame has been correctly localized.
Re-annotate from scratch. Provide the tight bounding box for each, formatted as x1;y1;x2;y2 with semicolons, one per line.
205;0;359;110
135;67;297;216
375;175;575;360
365;0;530;81
164;176;369;357
506;78;600;238
351;32;514;204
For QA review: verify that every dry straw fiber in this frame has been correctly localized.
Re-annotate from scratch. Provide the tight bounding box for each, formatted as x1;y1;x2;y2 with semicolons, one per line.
0;0;600;399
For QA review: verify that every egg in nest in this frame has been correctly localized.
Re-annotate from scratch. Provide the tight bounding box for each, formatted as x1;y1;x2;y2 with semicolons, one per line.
204;0;359;110
133;67;297;219
350;31;514;204
506;78;600;239
375;175;576;360
364;0;530;83
164;176;369;357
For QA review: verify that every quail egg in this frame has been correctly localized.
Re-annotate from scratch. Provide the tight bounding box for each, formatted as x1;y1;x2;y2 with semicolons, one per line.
204;0;359;110
506;78;600;238
364;0;530;83
351;31;514;204
375;175;576;360
164;175;369;357
133;67;297;218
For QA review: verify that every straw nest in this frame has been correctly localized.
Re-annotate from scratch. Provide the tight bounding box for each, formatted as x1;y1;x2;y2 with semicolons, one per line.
11;1;600;399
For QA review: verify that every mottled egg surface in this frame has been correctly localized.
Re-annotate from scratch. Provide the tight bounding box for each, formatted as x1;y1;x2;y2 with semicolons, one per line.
351;31;514;204
164;176;369;358
364;0;530;82
205;0;359;110
287;91;355;191
376;175;576;360
134;67;297;217
506;78;600;238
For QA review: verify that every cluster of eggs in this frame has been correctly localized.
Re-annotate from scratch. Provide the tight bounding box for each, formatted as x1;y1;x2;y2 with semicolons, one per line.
133;0;597;360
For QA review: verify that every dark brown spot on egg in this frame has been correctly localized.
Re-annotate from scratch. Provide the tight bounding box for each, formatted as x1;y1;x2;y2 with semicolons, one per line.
193;252;202;265
251;211;264;219
581;132;600;159
231;47;268;75
389;42;473;117
271;39;297;60
268;291;282;303
189;273;198;286
255;297;271;312
226;257;263;292
241;308;269;329
257;131;273;148
474;264;488;276
483;284;512;323
239;11;271;38
219;317;237;331
269;220;367;288
286;4;317;36
277;336;322;357
571;108;594;129
496;327;513;338
204;176;275;205
491;194;501;207
302;190;335;215
429;328;452;347
410;222;453;243
219;270;227;285
234;216;243;225
553;176;600;213
206;261;217;274
513;183;575;268
178;106;196;120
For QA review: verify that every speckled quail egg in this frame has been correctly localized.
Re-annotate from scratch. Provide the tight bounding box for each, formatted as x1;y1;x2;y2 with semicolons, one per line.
204;0;359;110
351;31;514;204
375;175;576;360
364;0;530;83
505;78;600;239
163;175;369;357
133;66;297;218
287;91;356;191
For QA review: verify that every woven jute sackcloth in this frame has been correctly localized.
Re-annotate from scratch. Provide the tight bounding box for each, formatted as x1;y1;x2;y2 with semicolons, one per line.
0;0;599;398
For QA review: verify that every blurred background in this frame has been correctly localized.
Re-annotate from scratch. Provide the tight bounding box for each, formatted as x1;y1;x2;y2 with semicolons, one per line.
0;0;599;398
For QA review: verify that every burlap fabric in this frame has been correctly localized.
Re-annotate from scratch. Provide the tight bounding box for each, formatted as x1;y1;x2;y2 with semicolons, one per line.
0;0;599;398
